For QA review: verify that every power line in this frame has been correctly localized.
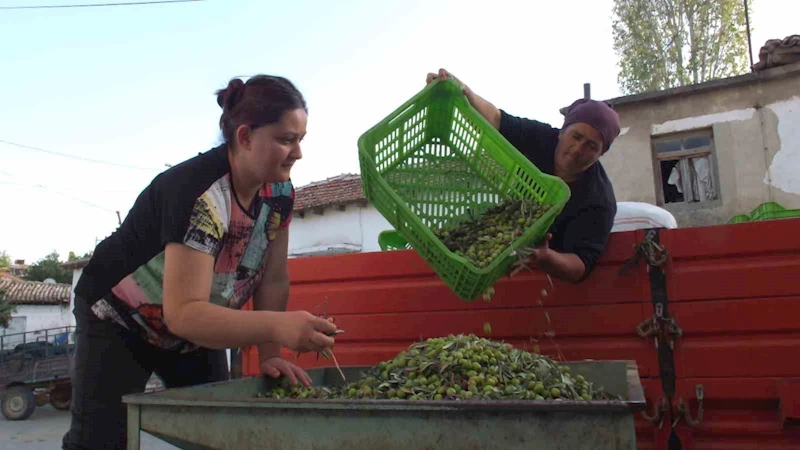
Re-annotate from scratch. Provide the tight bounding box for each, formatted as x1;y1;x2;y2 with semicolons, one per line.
0;180;138;194
0;0;204;10
0;139;162;171
0;171;119;215
19;183;117;214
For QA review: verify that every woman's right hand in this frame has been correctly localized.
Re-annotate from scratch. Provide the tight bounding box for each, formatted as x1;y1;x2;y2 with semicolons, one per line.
426;68;477;107
275;310;338;354
425;68;500;131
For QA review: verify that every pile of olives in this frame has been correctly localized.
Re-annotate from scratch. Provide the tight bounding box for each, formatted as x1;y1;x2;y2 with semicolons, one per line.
431;199;550;269
256;334;614;402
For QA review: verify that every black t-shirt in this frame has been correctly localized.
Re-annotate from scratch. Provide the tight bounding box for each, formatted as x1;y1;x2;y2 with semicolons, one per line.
499;110;617;280
74;144;296;351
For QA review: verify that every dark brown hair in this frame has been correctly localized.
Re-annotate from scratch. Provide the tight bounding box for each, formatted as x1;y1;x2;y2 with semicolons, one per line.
215;75;307;144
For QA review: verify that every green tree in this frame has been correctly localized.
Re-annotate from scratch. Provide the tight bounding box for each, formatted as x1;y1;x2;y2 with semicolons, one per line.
0;287;14;329
68;251;92;262
25;251;72;284
0;250;10;269
612;0;751;95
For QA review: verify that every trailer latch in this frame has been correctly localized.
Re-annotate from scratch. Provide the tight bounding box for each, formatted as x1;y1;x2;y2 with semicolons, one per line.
636;315;683;349
641;396;668;428
676;384;705;427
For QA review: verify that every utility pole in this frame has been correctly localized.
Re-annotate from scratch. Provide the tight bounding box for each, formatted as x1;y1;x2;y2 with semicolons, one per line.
116;211;122;225
744;0;754;70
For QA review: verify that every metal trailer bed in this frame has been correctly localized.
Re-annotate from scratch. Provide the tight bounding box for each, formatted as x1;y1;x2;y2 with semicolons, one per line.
123;359;646;450
0;326;75;420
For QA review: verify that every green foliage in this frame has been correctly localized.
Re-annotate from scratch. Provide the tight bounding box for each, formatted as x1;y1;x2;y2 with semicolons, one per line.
68;251;93;262
0;288;14;329
0;250;10;269
24;251;72;284
612;0;751;95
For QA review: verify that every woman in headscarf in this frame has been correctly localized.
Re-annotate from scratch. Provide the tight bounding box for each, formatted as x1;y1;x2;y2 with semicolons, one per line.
426;69;622;283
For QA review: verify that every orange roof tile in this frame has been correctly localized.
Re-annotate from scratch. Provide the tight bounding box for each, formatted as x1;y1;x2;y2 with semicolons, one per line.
294;174;366;212
0;279;71;305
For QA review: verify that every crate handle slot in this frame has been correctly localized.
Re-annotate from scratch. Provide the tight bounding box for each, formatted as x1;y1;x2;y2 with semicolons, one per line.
388;103;417;126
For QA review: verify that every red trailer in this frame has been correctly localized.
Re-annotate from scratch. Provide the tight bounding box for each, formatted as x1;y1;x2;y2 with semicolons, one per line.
240;218;800;450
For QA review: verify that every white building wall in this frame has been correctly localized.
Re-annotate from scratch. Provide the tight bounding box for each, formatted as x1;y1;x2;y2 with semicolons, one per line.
288;203;393;257
3;304;73;350
12;304;72;332
69;267;81;327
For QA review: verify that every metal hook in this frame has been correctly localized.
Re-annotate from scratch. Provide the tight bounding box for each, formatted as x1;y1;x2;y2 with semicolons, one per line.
676;385;705;428
641;397;667;426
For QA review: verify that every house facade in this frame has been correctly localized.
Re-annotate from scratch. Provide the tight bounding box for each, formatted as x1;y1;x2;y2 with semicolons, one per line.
288;173;392;257
601;61;800;227
0;278;73;349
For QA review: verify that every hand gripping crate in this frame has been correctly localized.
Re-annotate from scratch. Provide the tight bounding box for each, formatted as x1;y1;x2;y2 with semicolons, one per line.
357;78;570;301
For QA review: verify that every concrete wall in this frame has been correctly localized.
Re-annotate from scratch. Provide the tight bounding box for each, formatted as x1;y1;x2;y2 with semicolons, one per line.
602;65;800;227
11;304;72;332
69;268;81;327
288;203;393;257
3;304;73;350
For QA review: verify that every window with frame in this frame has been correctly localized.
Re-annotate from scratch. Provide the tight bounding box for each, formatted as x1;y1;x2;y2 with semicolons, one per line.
651;129;719;205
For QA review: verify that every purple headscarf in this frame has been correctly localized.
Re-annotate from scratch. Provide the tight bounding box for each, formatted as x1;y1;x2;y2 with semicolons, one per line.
562;99;621;153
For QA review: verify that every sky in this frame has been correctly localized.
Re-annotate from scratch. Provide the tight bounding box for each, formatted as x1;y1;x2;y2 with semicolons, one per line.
0;0;797;264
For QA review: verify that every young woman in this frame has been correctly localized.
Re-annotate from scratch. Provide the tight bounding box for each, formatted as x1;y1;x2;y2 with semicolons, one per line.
62;75;337;450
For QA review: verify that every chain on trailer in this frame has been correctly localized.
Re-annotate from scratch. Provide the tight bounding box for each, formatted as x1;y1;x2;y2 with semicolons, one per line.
621;229;704;450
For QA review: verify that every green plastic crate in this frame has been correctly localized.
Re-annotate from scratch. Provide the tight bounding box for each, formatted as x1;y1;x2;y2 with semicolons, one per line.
727;201;800;223
357;78;571;301
378;230;412;251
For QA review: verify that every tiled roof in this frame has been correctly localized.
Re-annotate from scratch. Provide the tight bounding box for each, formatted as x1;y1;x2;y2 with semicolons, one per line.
0;279;72;306
294;174;366;212
62;257;92;270
0;271;24;282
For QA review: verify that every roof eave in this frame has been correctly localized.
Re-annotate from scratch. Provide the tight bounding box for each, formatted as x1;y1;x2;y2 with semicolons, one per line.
605;61;800;108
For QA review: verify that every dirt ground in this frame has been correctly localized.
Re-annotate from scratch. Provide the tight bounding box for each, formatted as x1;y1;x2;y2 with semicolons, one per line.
0;404;178;450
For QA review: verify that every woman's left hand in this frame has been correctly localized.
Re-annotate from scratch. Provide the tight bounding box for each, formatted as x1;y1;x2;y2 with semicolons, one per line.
260;356;313;387
510;233;554;272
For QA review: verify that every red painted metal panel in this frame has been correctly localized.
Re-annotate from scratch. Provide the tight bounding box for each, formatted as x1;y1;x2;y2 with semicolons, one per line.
676;333;800;378
668;254;800;302
239;222;800;449
658;219;800;259
779;378;800;422
672;297;800;334
288;262;648;315
325;305;645;341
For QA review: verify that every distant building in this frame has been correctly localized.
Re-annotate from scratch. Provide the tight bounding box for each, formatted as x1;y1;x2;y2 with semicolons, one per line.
599;60;800;227
3;259;29;279
0;278;73;350
289;173;392;257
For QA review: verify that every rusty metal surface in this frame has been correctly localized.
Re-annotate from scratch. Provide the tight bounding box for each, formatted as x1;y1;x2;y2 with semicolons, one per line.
135;403;637;450
124;360;643;450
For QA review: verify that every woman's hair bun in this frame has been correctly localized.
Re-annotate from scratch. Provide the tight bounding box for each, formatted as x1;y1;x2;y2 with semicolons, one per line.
216;78;246;110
